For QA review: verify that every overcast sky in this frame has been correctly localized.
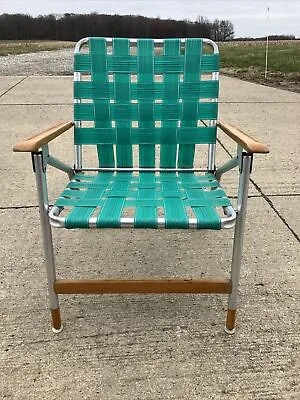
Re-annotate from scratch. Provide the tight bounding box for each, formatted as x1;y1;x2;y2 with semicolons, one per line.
1;0;300;38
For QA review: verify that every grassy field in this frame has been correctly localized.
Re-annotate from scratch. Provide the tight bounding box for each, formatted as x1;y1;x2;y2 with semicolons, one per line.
219;40;300;92
0;40;75;56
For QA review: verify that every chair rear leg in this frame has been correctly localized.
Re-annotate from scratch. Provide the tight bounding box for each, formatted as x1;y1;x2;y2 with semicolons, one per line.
43;226;62;334
225;153;252;335
225;220;242;335
33;152;63;333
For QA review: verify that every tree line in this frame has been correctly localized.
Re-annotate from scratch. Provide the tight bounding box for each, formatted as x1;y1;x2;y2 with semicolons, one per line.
234;35;296;41
0;13;234;41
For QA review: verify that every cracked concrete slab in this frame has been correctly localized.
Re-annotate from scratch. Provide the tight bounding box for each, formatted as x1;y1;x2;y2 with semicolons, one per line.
0;76;26;97
1;74;299;400
0;197;299;400
0;104;73;207
0;76;73;105
269;196;300;238
219;101;300;195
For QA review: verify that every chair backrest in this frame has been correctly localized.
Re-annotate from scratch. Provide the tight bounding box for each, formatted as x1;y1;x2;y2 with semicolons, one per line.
73;37;219;170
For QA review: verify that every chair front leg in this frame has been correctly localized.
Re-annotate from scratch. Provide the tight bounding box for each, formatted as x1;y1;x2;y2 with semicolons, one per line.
225;152;252;334
33;151;62;333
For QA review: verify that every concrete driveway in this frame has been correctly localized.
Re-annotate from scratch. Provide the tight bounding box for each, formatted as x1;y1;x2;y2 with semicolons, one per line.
0;75;299;399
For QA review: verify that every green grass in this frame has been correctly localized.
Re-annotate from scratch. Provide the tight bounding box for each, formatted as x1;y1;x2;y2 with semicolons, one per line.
218;40;300;91
219;40;300;73
0;40;75;56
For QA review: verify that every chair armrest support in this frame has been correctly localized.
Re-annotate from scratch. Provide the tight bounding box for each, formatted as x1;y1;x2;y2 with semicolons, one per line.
47;154;74;180
215;155;239;181
13;121;74;152
217;121;269;154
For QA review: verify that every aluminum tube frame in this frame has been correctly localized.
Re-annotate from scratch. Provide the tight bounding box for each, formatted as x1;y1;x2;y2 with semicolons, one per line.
74;144;82;170
207;69;219;171
76;167;211;173
208;143;216;171
215;144;243;181
228;153;252;311
33;152;59;310
215;157;238;182
41;144;74;180
74;70;82;170
236;145;247;206
49;204;236;229
47;155;74;180
74;37;219;52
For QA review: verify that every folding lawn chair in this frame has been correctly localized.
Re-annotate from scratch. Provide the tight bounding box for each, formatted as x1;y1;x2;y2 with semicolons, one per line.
13;37;269;334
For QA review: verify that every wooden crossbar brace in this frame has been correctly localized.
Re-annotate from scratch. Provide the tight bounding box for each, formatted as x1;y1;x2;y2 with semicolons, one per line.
54;279;232;294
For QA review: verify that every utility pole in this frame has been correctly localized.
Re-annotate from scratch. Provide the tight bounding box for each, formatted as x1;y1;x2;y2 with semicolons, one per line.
264;5;270;79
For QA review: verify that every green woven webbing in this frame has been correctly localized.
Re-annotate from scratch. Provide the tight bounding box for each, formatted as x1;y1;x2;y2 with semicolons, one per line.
160;39;180;168
74;126;216;145
137;39;155;168
89;38;114;167
74;81;218;100
74;103;217;122
178;39;202;168
74;53;219;73
74;37;219;168
113;39;133;167
55;172;230;229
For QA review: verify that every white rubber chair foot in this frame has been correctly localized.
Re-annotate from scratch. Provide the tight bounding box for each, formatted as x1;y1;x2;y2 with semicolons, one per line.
52;325;63;334
224;326;235;335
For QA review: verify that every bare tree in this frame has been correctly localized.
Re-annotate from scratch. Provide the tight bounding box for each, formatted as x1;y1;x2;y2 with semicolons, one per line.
211;19;234;41
219;20;234;41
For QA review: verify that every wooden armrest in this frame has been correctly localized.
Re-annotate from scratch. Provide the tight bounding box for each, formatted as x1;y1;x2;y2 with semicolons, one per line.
13;121;74;152
217;121;269;154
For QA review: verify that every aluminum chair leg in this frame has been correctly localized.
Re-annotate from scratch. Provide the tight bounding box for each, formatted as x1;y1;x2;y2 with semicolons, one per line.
225;153;252;334
33;152;63;333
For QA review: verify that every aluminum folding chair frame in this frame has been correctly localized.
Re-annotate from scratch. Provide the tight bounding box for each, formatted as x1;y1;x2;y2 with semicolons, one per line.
14;37;269;334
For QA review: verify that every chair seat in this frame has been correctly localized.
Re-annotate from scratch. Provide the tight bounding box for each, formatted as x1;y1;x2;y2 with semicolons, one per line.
51;172;234;229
